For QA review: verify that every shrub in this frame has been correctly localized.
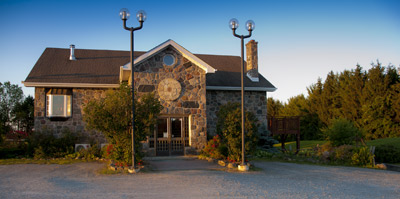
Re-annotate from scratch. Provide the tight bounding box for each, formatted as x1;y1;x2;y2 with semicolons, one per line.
83;83;162;166
324;118;362;147
65;143;102;160
257;126;279;153
332;145;354;164
27;128;78;158
374;144;400;163
216;103;259;162
351;147;374;167
201;135;227;160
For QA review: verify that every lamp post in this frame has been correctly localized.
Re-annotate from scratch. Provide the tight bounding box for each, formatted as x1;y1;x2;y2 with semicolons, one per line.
119;8;146;171
229;18;255;171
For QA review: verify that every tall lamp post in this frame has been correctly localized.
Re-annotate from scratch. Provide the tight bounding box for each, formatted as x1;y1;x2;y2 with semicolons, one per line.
229;18;255;171
119;8;146;171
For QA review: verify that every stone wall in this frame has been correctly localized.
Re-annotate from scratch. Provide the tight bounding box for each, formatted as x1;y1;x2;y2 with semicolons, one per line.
133;47;207;152
206;90;267;136
34;87;107;143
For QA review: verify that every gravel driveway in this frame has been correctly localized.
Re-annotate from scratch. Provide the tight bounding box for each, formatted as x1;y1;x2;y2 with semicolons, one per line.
0;160;399;199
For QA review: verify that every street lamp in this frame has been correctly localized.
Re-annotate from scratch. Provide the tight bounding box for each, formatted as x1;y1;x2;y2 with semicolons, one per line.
229;18;255;171
119;8;146;172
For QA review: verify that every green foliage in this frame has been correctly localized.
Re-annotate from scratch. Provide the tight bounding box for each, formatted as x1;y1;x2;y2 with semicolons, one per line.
351;147;375;167
216;102;259;162
27;128;78;159
267;97;284;118
201;135;227;160
83;83;162;165
65;143;102;160
316;143;374;167
0;81;24;135
374;145;400;163
323;118;362;147
257;126;279;153
11;96;34;133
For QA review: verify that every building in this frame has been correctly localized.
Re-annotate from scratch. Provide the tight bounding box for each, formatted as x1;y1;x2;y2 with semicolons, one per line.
23;39;276;156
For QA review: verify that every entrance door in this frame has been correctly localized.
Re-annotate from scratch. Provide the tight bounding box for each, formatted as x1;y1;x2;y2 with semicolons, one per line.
155;117;188;156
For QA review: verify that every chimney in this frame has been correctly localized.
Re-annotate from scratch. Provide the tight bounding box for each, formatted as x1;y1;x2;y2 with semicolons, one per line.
246;40;258;82
69;44;76;60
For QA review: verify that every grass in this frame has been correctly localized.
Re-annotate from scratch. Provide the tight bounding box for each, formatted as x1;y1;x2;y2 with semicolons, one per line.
365;137;400;148
273;140;326;150
274;137;400;150
0;158;96;165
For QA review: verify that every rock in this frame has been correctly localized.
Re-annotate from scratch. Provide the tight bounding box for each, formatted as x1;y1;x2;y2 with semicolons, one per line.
376;163;387;170
218;160;226;167
227;163;237;169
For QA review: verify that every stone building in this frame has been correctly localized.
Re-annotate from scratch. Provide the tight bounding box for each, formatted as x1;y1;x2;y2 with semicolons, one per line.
23;40;276;156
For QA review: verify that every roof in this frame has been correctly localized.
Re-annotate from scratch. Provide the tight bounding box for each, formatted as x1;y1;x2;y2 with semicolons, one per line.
24;40;276;91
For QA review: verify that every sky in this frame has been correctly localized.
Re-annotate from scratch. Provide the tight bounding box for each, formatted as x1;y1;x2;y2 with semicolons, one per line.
0;0;399;103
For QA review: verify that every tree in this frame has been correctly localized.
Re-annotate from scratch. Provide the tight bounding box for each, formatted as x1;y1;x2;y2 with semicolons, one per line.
361;63;400;139
280;94;307;117
12;96;34;133
0;81;23;135
83;83;162;165
266;97;284;118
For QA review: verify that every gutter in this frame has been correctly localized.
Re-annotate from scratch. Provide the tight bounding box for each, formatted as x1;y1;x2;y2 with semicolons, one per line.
22;81;119;88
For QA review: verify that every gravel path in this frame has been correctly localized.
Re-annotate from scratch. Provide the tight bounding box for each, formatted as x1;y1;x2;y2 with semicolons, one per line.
0;160;399;199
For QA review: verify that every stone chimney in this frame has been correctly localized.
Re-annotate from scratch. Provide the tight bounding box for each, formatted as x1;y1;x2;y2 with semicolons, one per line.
69;44;76;61
246;40;259;82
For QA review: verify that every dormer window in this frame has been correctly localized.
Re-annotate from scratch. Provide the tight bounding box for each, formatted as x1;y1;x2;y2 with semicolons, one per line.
46;88;72;118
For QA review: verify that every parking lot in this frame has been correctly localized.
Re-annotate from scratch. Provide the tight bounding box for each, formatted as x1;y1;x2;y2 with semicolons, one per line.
0;159;399;199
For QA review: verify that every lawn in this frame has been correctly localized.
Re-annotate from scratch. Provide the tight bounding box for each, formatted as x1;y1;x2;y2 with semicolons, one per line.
365;137;400;148
0;158;96;165
273;140;326;150
274;137;400;150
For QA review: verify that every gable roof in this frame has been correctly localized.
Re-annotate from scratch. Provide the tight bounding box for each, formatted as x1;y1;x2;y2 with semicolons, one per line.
23;40;276;91
133;39;216;73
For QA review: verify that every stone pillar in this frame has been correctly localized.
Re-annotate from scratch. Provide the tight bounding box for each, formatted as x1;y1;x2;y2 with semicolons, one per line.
246;40;259;82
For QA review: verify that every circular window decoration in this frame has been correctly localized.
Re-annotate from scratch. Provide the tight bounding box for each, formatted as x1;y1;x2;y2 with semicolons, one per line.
158;78;181;101
163;54;175;66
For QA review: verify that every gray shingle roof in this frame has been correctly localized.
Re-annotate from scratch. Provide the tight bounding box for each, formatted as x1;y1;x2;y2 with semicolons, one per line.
25;48;276;90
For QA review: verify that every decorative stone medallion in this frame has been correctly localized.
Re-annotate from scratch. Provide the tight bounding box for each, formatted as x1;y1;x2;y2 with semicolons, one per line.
158;78;182;101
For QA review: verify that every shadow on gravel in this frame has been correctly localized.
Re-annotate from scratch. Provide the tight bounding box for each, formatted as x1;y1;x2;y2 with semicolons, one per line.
145;156;223;172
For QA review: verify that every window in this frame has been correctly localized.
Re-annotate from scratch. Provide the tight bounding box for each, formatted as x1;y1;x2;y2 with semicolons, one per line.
163;54;175;66
46;89;72;118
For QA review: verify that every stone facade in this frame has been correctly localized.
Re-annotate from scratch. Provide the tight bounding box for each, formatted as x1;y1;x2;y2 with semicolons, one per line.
133;46;207;152
246;40;259;80
34;87;107;142
33;46;268;155
206;90;267;136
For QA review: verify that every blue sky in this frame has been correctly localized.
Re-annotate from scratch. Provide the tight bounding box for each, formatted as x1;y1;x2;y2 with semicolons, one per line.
0;0;399;102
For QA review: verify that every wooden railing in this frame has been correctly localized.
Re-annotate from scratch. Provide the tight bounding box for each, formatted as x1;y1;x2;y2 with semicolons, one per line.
268;116;301;152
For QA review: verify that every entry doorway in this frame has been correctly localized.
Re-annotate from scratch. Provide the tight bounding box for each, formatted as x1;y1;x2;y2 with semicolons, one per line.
150;116;189;156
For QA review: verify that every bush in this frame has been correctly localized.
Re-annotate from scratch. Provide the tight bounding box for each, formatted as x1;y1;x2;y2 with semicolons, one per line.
201;135;227;160
65;143;102;160
216;103;259;162
27;128;78;158
324;118;362;147
332;145;354;164
258;126;279;153
374;144;400;163
351;147;374;167
83;84;162;166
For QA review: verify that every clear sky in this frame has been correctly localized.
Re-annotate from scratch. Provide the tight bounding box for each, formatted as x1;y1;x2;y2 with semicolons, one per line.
0;0;399;103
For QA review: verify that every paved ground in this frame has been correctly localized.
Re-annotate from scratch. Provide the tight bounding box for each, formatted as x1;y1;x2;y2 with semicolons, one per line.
0;158;399;199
